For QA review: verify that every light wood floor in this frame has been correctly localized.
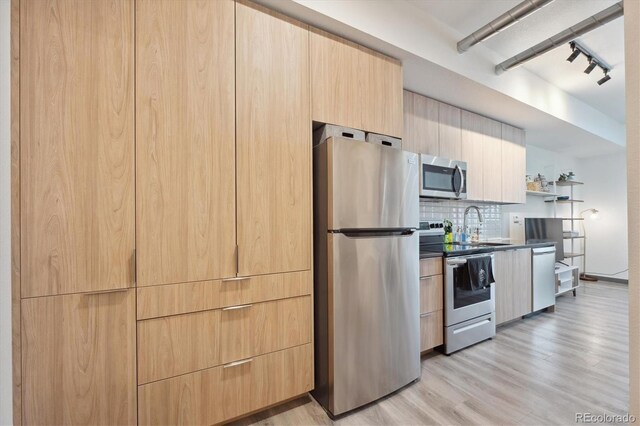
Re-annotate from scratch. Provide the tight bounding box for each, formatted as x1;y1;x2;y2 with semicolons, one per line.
232;281;629;425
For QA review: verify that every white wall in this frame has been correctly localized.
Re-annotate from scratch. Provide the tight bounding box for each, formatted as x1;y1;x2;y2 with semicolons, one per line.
580;151;629;279
503;144;628;280
0;0;12;423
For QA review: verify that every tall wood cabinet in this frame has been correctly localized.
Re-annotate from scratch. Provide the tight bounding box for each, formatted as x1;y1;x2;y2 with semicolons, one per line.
20;0;135;298
136;0;236;287
236;2;311;276
310;29;403;137
18;0;137;424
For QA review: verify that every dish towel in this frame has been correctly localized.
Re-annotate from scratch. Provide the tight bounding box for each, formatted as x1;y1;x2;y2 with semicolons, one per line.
465;256;495;291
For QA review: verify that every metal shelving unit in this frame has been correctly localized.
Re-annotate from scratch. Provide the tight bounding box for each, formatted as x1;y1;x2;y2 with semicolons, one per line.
548;180;584;296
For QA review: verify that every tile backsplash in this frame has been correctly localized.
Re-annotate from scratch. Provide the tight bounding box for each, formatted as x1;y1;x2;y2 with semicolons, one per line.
420;200;503;240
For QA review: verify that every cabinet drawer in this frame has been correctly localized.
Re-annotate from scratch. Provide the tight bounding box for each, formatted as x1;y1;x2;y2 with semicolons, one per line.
137;270;311;320
420;257;442;277
137;295;311;384
138;343;313;426
420;310;443;352
420;275;443;314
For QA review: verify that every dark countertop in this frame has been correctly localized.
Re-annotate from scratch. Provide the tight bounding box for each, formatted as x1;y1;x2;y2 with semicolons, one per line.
419;241;555;258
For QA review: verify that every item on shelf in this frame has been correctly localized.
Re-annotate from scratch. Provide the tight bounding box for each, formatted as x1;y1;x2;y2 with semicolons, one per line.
558;171;576;182
556;195;570;201
527;181;541;191
563;230;579;238
534;173;550;192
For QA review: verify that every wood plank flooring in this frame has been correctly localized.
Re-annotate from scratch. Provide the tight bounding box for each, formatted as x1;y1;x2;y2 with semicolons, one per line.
231;281;629;425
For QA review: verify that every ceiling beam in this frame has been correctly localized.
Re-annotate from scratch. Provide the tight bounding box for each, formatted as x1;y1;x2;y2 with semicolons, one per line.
495;1;623;74
457;0;554;53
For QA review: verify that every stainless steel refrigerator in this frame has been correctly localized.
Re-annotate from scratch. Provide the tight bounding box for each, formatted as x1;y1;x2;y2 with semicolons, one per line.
312;137;420;416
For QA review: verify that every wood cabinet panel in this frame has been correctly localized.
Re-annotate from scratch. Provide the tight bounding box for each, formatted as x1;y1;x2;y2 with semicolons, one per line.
403;90;439;155
420;257;443;277
483;118;503;203
512;249;532;318
138;344;314;426
310;29;403;137
236;2;311;276
362;49;403;137
420;310;444;352
502;124;527;204
420;275;443;314
137;296;312;384
495;249;532;325
21;290;136;425
494;250;512;325
136;0;236;287
310;29;362;131
438;103;462;160
137;270;312;320
460;111;485;201
21;0;135;297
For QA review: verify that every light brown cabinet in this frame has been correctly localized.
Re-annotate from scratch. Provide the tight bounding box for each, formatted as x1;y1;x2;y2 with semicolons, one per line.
494;249;532;325
20;0;135;298
438;103;462;160
21;290;137;425
311;30;403;137
403;90;439;155
482;118;503;203
236;2;311;276
461;110;486;201
419;257;444;352
138;344;313;426
502;124;527;204
404;92;526;204
136;0;236;287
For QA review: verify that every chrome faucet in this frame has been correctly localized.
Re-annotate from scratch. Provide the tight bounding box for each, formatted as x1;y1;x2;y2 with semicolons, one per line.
463;205;483;235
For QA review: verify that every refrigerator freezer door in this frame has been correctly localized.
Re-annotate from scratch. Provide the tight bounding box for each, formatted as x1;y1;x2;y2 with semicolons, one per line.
316;138;419;230
328;232;420;415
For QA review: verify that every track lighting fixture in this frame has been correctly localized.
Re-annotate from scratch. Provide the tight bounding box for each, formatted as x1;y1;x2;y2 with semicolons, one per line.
597;70;611;85
566;41;612;86
584;58;597;74
566;42;581;62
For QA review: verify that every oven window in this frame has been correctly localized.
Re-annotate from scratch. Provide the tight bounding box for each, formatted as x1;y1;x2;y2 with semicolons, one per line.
453;264;491;309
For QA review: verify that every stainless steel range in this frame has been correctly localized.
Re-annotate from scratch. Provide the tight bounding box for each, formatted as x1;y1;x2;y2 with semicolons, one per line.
420;221;496;354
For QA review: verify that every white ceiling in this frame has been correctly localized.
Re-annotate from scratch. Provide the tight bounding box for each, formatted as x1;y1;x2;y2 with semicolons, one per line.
411;0;625;124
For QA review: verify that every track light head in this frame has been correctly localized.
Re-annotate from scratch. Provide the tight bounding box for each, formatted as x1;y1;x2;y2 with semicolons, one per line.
597;70;611;85
567;42;581;62
584;58;597;74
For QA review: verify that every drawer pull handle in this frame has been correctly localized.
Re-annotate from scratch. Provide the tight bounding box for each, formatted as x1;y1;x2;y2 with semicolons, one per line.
222;277;250;283
223;358;254;369
222;304;253;311
82;287;130;296
420;312;433;318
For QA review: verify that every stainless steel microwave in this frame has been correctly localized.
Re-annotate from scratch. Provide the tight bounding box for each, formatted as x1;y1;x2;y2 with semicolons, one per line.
419;154;467;199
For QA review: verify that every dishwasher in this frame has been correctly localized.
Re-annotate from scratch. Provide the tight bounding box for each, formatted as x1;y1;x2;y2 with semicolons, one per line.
531;246;557;311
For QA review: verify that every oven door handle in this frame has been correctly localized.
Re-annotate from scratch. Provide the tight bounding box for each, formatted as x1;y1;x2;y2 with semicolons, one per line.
447;259;467;266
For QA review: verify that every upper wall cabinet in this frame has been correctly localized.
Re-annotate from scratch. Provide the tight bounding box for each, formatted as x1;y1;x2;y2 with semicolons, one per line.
502;124;527;204
405;91;526;204
236;2;312;276
21;0;135;297
438;103;462;160
403;90;439;156
136;0;237;287
460;111;485;201
310;30;403;137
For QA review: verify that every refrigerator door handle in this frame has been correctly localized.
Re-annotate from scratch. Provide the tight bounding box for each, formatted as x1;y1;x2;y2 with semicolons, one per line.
339;228;417;238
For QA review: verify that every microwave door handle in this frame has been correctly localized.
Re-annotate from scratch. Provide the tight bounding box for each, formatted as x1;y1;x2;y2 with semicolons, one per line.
453;165;464;197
